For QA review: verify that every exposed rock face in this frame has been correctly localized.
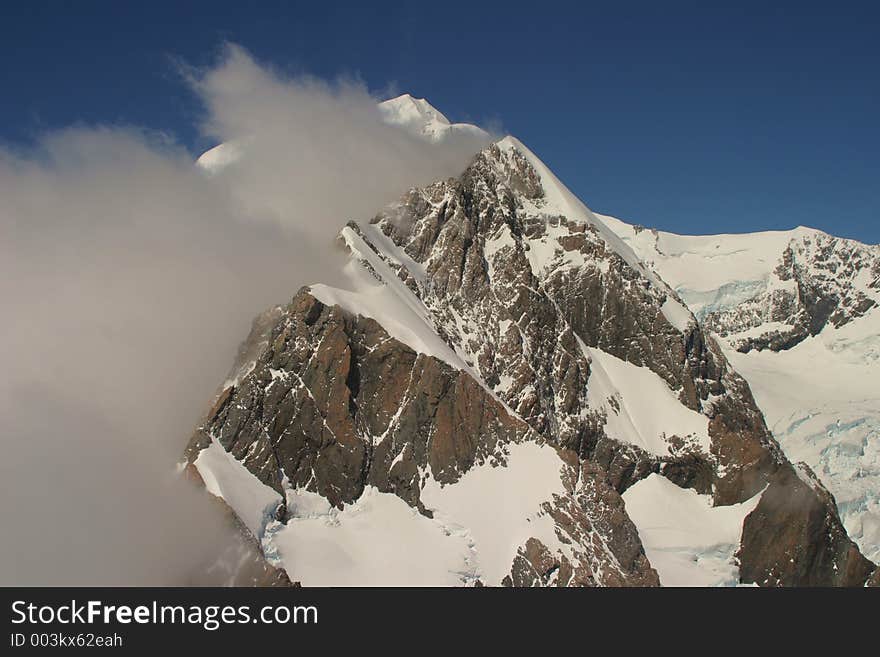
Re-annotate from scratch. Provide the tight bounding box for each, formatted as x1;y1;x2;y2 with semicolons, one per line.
361;142;768;502
505;455;660;587
362;144;738;493
704;232;879;353
739;463;875;587
187;292;526;510
186;136;875;586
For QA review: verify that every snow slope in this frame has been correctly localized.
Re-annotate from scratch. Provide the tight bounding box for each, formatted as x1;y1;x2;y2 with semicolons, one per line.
264;486;475;586
259;441;567;586
420;441;567;586
194;437;282;537
379;93;489;142
623;474;761;586
583;345;711;456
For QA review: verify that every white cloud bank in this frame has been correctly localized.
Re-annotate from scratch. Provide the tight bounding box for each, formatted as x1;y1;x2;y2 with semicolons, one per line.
0;44;489;584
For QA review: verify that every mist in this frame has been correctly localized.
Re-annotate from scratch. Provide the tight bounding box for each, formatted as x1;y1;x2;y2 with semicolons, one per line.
0;44;490;585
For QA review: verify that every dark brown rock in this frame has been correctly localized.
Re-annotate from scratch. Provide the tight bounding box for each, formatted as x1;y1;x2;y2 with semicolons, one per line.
738;463;875;587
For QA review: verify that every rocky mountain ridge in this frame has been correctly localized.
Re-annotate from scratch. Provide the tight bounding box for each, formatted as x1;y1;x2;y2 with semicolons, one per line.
185;99;878;586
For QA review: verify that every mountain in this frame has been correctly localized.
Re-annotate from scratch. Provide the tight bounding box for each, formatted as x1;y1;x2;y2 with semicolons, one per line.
184;97;878;586
603;217;880;564
378;93;489;142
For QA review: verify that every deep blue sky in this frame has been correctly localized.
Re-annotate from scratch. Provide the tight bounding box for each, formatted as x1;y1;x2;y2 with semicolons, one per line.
2;1;877;243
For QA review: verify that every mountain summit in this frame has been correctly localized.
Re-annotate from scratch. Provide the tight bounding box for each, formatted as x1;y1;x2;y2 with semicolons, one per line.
184;97;878;586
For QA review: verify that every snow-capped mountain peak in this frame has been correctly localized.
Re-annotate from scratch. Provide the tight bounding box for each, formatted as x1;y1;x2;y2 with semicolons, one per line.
378;93;489;142
196;93;489;175
493;136;695;331
185;99;878;586
379;93;452;130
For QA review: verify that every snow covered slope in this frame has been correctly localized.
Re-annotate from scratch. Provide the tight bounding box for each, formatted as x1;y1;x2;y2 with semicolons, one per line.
604;215;880;563
379;93;489;142
623;474;762;586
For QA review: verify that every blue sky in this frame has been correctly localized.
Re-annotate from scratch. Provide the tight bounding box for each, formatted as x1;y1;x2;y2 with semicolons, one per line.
2;1;877;243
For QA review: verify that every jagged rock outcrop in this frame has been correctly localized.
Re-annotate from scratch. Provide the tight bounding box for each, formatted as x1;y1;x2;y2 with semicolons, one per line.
704;232;879;353
505;458;659;587
361;140;776;505
187;291;527;509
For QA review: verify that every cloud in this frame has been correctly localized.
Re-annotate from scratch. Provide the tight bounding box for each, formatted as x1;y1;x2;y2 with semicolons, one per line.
0;44;489;584
191;44;490;239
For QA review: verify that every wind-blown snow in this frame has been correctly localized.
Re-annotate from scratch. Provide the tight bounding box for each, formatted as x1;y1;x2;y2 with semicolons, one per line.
195;141;244;174
193;438;282;537
197;94;488;174
583;345;711;456
623;474;762;586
